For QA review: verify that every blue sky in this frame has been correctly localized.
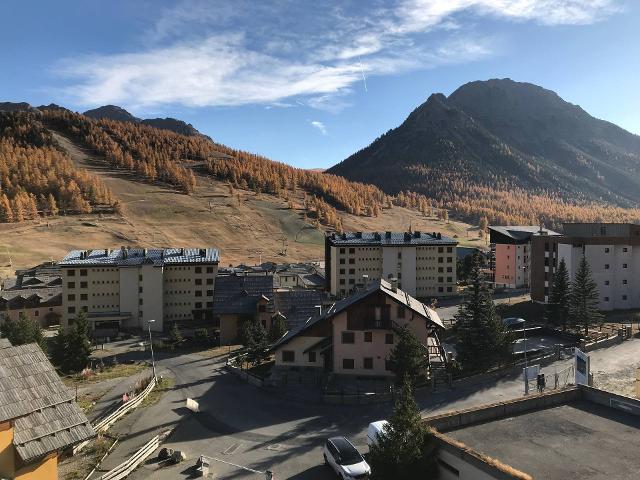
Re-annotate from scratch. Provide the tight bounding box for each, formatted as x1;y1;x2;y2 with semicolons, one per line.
1;0;638;168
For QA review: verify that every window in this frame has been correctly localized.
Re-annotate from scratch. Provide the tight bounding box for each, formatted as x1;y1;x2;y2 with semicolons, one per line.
363;357;373;369
447;257;453;263
339;248;345;254
195;278;202;285
282;351;295;362
206;266;214;273
397;306;405;318
447;247;453;253
139;274;143;281
340;279;345;285
68;306;76;313
308;351;316;363
438;247;443;253
623;263;628;269
34;311;39;316
68;294;75;301
604;296;610;301
605;248;610;253
385;359;392;371
364;331;372;342
195;267;202;274
207;290;213;296
195;290;202;297
622;295;628;300
80;294;88;301
80;281;87;288
604;280;610;285
438;286;444;293
623;279;628;285
605;264;610;270
342;331;355;344
438;267;443;273
195;302;202;309
339;268;345;274
206;278;214;285
385;333;394;344
623;247;629;253
139;298;143;305
340;259;345;265
438;276;444;283
348;258;355;264
397;252;402;259
447;267;453;273
447;286;453;292
342;358;355;369
349;268;355;275
68;269;76;276
438;257;444;264
68;282;76;289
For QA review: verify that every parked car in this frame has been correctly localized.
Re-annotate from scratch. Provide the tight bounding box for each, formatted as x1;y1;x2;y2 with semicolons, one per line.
502;317;526;329
323;436;371;479
366;420;388;449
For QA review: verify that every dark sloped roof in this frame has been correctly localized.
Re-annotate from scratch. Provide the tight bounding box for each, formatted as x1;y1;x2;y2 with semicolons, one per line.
274;290;328;330
273;279;443;350
212;274;275;314
0;343;94;462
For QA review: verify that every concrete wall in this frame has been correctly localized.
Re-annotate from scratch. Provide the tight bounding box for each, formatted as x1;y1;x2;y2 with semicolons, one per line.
494;243;529;289
119;267;139;328
140;264;163;331
1;305;63;327
219;314;240;345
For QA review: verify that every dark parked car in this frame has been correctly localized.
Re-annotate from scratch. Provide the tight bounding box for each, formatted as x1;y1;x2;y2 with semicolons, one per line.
502;317;526;329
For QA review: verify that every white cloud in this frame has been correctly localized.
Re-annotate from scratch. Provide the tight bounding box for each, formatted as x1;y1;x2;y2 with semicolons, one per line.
310;120;328;135
55;0;621;111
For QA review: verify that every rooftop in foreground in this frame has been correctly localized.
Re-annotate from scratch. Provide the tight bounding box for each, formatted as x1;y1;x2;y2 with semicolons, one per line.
426;386;640;480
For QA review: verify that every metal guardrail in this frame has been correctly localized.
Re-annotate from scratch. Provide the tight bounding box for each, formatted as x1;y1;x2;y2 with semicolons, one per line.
74;377;157;455
98;429;171;480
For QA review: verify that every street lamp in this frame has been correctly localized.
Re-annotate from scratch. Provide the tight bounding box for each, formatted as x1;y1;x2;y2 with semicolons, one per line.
147;319;157;380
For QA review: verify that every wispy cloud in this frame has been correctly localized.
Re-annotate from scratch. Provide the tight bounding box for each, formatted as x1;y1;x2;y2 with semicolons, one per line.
54;0;621;112
310;120;328;135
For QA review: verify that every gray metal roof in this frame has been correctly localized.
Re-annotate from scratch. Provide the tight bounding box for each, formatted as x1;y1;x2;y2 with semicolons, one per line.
212;274;275;315
59;247;219;267
488;225;560;241
274;290;328;330
273;279;443;350
327;231;457;246
0;343;94;462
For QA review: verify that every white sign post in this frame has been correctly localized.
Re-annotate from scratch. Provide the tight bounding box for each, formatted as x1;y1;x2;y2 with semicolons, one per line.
523;364;540;395
575;349;590;386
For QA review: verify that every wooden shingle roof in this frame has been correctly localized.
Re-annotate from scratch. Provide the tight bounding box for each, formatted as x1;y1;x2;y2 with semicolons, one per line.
0;343;95;462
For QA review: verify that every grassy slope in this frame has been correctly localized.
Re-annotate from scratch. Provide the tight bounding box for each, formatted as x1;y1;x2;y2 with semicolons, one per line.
0;130;484;278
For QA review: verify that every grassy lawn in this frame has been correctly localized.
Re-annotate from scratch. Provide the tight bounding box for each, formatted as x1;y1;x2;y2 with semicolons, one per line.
62;362;149;388
140;376;175;407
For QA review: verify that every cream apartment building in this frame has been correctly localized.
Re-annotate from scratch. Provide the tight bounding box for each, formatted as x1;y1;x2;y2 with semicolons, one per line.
59;247;219;333
272;279;445;377
325;231;457;300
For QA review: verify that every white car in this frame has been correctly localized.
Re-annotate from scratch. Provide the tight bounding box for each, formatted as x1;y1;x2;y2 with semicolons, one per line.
366;420;388;449
323;436;371;479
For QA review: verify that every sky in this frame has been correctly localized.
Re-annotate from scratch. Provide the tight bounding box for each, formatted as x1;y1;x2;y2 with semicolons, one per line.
1;0;638;169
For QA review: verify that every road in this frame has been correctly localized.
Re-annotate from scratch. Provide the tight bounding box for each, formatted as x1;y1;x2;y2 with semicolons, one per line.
85;336;638;480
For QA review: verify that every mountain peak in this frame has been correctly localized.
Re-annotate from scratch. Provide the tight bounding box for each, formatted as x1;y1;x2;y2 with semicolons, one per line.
83;105;139;123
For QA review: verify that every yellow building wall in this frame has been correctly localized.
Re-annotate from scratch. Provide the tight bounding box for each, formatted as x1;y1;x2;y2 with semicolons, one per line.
0;422;59;480
15;453;58;480
0;422;15;477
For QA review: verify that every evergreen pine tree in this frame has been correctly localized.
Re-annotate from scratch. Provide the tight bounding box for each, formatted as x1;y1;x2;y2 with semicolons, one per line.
544;258;571;330
50;328;68;368
387;326;428;386
369;376;438;479
268;313;288;343
569;256;603;335
169;322;183;347
454;253;510;371
245;320;269;366
65;310;92;372
0;311;45;350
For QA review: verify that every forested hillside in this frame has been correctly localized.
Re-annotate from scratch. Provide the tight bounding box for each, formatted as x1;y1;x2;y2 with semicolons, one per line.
330;79;640;229
41;109;414;230
0;111;115;222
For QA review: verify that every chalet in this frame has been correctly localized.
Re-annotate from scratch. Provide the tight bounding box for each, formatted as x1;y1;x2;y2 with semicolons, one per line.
0;339;94;480
0;263;62;328
272;279;446;377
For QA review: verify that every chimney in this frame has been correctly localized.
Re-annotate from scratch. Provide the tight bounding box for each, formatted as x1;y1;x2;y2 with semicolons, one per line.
437;232;442;240
106;248;111;256
390;277;398;293
200;248;206;256
404;232;411;242
143;248;148;257
355;232;362;239
385;231;392;239
414;231;420;238
180;248;184;255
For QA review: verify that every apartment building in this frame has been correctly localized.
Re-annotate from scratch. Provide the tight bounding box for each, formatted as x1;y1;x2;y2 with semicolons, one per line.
489;226;560;289
0;263;62;327
272;279;445;377
325;231;458;299
59;247;219;333
531;223;640;310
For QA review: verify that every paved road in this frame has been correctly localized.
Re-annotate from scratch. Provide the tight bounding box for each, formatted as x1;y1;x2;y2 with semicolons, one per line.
91;337;637;479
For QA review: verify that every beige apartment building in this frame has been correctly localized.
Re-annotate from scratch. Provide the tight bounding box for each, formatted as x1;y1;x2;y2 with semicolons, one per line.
272;279;446;377
325;231;457;299
59;247;219;333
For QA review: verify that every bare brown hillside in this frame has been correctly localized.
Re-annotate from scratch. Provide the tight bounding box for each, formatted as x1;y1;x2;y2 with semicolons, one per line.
0;130;484;278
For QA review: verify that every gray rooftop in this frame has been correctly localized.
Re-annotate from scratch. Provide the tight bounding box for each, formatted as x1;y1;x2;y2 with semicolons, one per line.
0;343;94;462
488;225;560;241
327;231;457;246
274;289;328;330
446;399;640;480
212;274;275;315
60;247;219;267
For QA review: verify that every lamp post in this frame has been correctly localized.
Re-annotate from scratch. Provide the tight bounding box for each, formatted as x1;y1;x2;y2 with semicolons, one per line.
147;319;157;380
523;318;528;395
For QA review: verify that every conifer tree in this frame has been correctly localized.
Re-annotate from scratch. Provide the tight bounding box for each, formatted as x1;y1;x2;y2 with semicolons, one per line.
544;258;570;330
169;322;183;347
454;252;510;371
268;314;288;343
369;376;438;479
64;310;92;372
245;320;269;366
387;326;428;386
0;311;45;350
569;256;603;335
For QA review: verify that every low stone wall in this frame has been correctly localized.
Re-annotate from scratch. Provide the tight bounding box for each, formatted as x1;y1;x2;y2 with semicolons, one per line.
225;361;265;387
580;385;640;416
583;331;624;352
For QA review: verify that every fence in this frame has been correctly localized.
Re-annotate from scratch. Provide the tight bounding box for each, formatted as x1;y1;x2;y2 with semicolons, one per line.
74;377;157;455
97;430;171;480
